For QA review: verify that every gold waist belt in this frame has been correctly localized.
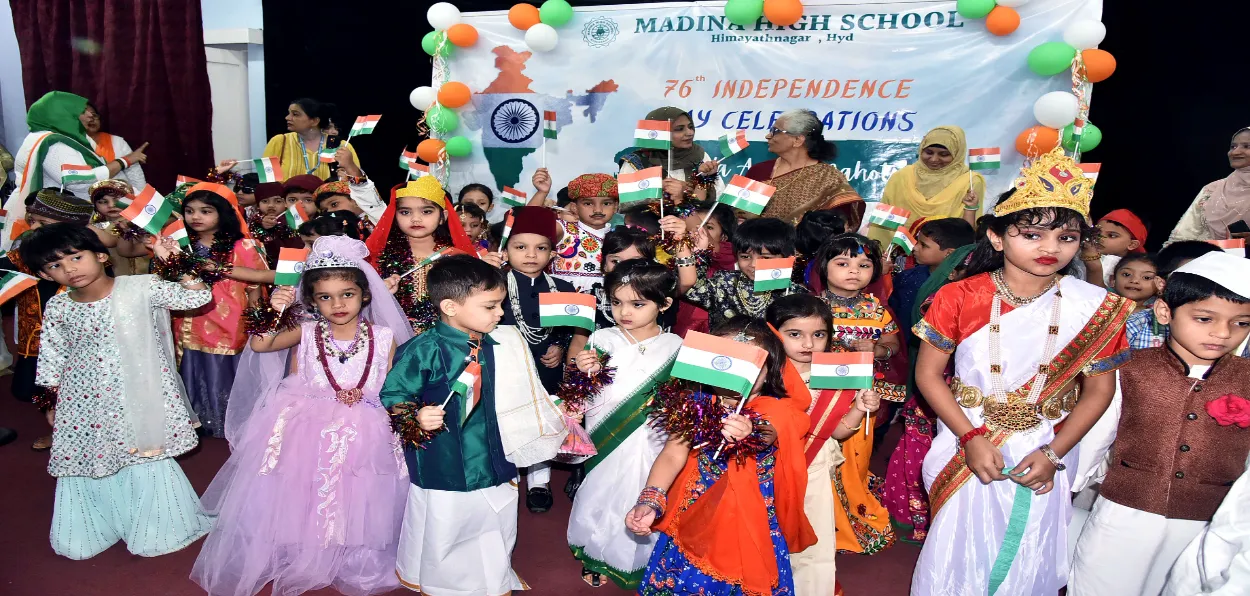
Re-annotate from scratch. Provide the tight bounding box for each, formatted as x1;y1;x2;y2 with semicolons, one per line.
949;377;1079;432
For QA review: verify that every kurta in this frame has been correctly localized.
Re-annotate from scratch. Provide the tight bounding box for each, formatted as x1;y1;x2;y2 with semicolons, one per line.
1163;453;1250;595
501;270;575;393
262;133;359;181
552;220;608;293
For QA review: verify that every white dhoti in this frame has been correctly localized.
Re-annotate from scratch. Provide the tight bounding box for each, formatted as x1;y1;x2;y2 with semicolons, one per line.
395;482;528;595
1069;496;1207;596
792;440;840;596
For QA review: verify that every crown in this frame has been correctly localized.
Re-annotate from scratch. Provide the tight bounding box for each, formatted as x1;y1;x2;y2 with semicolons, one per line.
395;176;446;208
998;148;1093;222
306;235;368;271
307;251;358;270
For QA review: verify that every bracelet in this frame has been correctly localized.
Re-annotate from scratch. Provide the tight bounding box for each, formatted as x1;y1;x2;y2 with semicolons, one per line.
1079;253;1101;262
179;277;205;288
877;344;894;360
840;415;864;432
673;255;697;267
636;486;668;517
959;424;989;448
1038;444;1066;471
963;205;978;211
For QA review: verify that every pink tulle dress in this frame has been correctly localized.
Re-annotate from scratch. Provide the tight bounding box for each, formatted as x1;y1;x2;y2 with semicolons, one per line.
191;321;407;596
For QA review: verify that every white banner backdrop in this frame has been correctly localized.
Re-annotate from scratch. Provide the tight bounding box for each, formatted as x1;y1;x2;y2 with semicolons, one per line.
443;0;1102;208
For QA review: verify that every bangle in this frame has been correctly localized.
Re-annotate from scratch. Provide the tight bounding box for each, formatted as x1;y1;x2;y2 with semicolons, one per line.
636;486;667;517
673;255;697;267
963;205;978;211
959;424;989;448
179;277;204;288
877;344;894;360
840;415;864;432
1079;253;1101;262
1039;444;1066;471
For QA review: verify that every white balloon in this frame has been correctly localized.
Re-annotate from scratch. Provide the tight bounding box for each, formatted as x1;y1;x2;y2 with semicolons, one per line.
524;23;559;52
1063;20;1106;50
1033;91;1080;129
427;2;462;31
409;86;437;111
995;0;1030;7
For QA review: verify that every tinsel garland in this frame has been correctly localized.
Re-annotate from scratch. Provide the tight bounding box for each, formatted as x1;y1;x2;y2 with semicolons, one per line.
648;379;767;464
377;235;446;334
655;231;695;257
242;302;303;336
206;167;243;189
32;385;59;412
114;221;151;243
248;215;297;245
640;197;698;220
390;404;444;449
152;249;234;287
556;352;615;414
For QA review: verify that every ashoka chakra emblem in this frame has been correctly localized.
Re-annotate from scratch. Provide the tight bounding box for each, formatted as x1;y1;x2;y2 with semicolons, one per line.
771;269;783;279
647;130;659;139
293;262;306;273
143;204;156;215
835;365;850;376
638;180;650;189
490;99;539;144
737;189;751;199
711;355;732;371
563;304;579;315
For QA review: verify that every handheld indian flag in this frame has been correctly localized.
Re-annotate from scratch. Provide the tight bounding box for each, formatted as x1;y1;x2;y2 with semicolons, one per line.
251;157;283;183
399;149;417;171
867;204;911;229
1079;163;1101;185
0;270;38;305
284;202;311;229
753;257;795;292
120;187;175;235
543;110;558;140
113;194;133;209
539;293;596;330
408;162;430;178
60;164;95;184
719;175;775;215
810;352;874;390
318;148;337;163
499;212;515;249
719;130;749;156
968;147;1001;171
892;228;917;255
161;220;190;248
176;175;204;187
349;115;382;136
1210;239;1245;256
634;120;671;150
671;331;768;397
274;247;310;286
618;166;663;205
501;186;527;208
452;361;483;422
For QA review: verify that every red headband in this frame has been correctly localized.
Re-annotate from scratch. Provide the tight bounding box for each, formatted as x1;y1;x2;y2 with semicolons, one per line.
1099;209;1147;253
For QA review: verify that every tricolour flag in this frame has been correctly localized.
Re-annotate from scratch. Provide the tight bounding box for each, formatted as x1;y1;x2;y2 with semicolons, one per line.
968;147;1001;171
634;120;671;150
0;270;38;305
867;204;911;229
176;175;204;187
1210;239;1245;256
60;164;96;184
720;130;749;156
399;150;417;170
274;247;310;286
1079;163;1101;185
319;148;337;163
161;220;190;248
499;212;515;248
251;157;283;183
719;175;776;215
753;257;795;292
538;293;596;330
408;162;430;178
450;361;483;422
284;202;311;229
892;228;917;255
119;187;175;235
670;331;768;397
501;186;527;207
810;352;874;390
113;194;133;209
350;115;382;136
618;166;664;204
543;110;558;140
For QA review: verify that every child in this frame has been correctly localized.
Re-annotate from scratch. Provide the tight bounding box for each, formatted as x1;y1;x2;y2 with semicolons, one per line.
250;181;304;268
24;224;213;559
1124;240;1220;350
170;185;273;438
676;202;738;336
381;254;567;595
324;155;388;225
539;171;620;293
88;179;153;276
1070;251;1250;595
456;202;491;252
458;183;499;223
765;293;881;594
585;226;659;331
192;236;411;596
628;317;816;595
233;172;259;219
283;174;323;218
675;217;806;329
297;210;365;246
1082;208;1149;288
366;176;476;335
1110;252;1158;311
794;208;847;292
909;149;1133;594
889;218;975;349
567;260;683;589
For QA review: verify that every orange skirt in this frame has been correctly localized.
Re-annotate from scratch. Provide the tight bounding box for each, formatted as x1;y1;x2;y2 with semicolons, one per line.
832;413;896;554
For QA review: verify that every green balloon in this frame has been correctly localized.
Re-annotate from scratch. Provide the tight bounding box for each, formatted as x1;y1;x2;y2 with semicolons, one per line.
421;31;454;57
1062;122;1103;153
1027;42;1078;77
955;0;996;19
427;105;460;133
445;136;472;158
725;0;764;27
539;0;574;27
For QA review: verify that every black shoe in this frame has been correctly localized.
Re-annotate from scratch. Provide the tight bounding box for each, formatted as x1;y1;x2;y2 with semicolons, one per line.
527;486;553;513
564;463;586;501
0;427;15;447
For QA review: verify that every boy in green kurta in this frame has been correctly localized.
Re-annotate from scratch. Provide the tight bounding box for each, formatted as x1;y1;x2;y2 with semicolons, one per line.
382;254;567;595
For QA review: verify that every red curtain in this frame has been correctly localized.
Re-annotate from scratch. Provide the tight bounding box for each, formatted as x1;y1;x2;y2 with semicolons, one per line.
10;0;214;192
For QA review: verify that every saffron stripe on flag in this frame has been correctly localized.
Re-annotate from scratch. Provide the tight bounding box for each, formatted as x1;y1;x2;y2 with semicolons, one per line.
810;352;875;390
274;247;310;286
753;257;795;292
119;187;175;235
161;220;190;247
1078;163;1101;184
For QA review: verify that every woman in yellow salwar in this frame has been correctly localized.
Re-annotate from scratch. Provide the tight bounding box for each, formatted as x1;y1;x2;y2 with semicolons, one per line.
868;126;985;248
262;98;359;181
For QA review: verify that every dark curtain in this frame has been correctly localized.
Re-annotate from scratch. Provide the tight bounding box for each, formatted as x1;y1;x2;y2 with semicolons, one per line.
10;0;214;193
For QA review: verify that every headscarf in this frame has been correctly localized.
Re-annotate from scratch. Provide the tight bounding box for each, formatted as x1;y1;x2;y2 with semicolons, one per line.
1199;127;1250;238
566;173;618;200
19;92;106;196
365;178;475;267
186;182;253;240
619;106;706;179
912;125;971;199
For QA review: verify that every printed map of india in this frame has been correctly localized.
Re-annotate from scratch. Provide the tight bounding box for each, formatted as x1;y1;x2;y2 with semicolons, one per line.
469;46;618;190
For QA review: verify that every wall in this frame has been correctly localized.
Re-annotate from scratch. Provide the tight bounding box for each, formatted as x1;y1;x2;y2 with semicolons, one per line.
0;1;26;153
201;0;267;158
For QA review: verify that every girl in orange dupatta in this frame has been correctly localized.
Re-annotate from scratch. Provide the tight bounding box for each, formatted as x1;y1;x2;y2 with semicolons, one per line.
627;319;816;596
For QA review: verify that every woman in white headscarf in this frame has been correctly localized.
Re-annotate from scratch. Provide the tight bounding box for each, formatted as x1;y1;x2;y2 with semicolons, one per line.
1167;128;1250;244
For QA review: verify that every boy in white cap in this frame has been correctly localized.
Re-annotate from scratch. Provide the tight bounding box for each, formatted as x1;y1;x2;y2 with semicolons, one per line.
1070;251;1250;595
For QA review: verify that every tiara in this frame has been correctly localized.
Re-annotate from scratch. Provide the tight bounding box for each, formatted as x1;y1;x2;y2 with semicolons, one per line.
395;176;446;207
997;147;1093;222
306;249;358;270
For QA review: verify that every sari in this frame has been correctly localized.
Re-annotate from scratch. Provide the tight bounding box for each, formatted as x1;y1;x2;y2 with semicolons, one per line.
745;161;863;228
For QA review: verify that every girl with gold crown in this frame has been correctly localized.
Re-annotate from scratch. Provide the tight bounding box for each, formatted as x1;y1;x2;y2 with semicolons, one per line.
908;148;1134;594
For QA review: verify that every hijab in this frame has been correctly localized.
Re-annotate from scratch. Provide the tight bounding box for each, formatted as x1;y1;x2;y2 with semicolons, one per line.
621;106;706;179
1200;127;1250;238
912;125;970;199
20;91;106;194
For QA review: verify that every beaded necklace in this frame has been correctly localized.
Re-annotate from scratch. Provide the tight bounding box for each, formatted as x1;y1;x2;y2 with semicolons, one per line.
378;234;445;333
315;319;374;406
508;270;554;344
984;270;1063;432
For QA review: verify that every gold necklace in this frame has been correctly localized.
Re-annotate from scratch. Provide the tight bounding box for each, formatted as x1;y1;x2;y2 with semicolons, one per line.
991;269;1058;307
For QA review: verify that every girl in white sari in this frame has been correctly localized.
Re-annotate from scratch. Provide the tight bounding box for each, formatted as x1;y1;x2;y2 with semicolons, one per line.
909;149;1133;595
567;260;682;589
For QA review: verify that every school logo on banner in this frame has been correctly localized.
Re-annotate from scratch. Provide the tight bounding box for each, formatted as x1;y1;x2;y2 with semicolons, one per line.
582;16;619;48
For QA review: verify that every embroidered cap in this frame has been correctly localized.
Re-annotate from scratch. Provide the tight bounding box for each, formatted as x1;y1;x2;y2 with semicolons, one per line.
1173;252;1250;300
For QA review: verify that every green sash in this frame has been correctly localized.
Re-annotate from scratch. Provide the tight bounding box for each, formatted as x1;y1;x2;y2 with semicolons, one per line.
583;351;677;474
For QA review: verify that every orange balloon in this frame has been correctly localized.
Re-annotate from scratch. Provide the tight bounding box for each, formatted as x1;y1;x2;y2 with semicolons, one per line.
446;23;479;47
508;4;541;31
1015;126;1061;157
1080;49;1117;83
417;139;446;163
437;82;472;109
763;0;804;27
985;6;1020;36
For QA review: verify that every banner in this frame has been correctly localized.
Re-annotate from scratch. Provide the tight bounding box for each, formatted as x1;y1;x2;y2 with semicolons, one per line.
446;0;1102;211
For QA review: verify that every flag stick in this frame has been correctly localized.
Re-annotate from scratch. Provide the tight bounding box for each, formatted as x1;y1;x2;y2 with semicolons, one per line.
697;201;720;229
542;135;547;169
438;389;457;410
711;392;752;460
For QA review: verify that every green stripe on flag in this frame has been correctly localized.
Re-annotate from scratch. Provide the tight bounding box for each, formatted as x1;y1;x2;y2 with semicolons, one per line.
969;161;1000;171
539;314;595;331
721;195;767;215
810;374;873;390
669;361;752;396
634;138;670;150
753;277;790;292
